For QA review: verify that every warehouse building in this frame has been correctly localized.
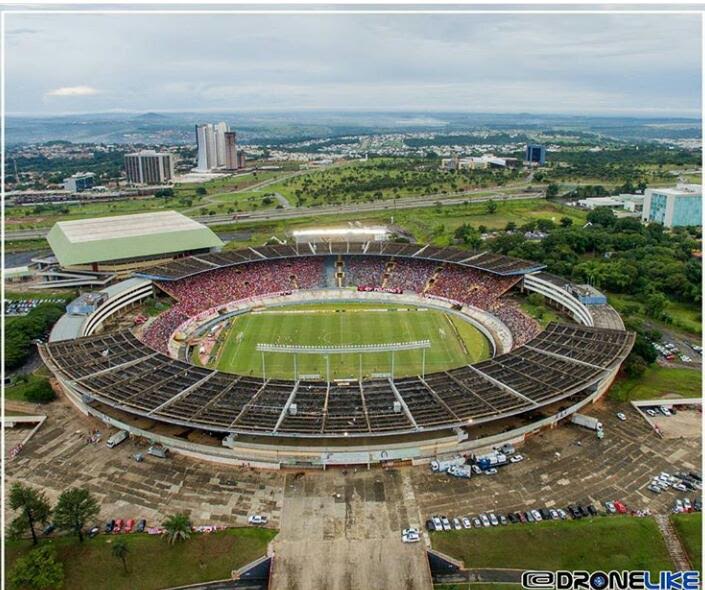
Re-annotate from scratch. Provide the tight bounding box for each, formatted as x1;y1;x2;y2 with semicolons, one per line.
46;211;224;276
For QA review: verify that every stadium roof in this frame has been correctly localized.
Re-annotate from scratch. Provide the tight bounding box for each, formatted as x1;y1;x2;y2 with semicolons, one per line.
47;211;224;267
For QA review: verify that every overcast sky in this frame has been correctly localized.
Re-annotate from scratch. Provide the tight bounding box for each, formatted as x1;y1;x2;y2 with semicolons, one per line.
4;11;702;116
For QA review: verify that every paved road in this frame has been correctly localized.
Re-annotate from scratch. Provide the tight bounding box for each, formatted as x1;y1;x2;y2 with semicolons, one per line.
3;189;543;241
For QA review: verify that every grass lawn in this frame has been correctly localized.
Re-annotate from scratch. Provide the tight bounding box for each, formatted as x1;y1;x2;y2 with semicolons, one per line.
431;517;673;574
671;513;702;572
608;293;701;336
609;366;702;401
207;302;491;380
518;300;561;328
3;373;53;402
5;528;276;590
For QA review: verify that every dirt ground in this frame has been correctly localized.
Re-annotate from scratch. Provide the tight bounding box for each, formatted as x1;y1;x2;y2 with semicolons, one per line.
4;396;701;589
650;409;702;439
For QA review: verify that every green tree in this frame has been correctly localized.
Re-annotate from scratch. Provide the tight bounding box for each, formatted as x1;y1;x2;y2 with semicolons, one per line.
586;207;617;227
23;379;56;404
53;487;99;543
8;483;52;545
9;545;64;590
546;183;559;198
485;200;497;214
112;537;130;573
559;217;573;228
195;186;207;195
162;513;192;545
644;292;668;320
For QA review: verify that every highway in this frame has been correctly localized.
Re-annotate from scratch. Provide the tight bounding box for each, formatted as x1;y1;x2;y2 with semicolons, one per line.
3;189;545;241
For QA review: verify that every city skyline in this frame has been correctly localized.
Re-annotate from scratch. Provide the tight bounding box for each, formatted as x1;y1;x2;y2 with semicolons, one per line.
3;11;702;117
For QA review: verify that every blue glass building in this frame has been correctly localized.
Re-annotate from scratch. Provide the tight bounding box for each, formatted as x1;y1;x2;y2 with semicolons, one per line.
525;144;546;165
642;186;702;228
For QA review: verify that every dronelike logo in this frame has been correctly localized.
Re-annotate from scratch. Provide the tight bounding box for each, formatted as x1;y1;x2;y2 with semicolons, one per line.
522;570;701;590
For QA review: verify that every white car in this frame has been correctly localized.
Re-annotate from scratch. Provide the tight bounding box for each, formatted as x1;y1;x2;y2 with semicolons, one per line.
441;516;451;531
674;483;688;492
659;472;672;481
616;412;626;421
510;454;524;463
432;516;443;530
646;409;657;417
489;513;499;526
549;509;559;520
462;517;472;529
557;509;568;520
683;499;692;511
484;468;498;475
402;527;420;536
531;510;542;522
479;514;491;527
452;518;462;530
248;515;268;526
660;406;672;416
471;465;482;475
674;499;684;513
402;531;420;543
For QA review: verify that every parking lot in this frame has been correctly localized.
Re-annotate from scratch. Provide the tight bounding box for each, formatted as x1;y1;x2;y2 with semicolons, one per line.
5;396;701;590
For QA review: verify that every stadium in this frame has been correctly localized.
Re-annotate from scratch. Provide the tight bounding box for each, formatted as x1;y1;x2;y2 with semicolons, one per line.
39;239;634;468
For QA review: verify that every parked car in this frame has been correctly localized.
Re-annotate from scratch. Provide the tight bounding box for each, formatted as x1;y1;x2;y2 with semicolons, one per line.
646;409;657;417
539;508;551;520
613;501;627;514
462;517;472;529
432;516;443;530
441;516;451;531
402;530;420;543
604;501;616;514
124;519;135;533
587;504;598;516
113;519;123;533
479;514;491;527
549;509;559;520
452;518;462;530
472;517;482;528
499;514;508;526
674;499;684;513
683;499;692;511
557;509;568;520
507;513;519;524
88;526;100;538
510;454;524;463
517;512;527;523
525;511;535;523
488;513;499;526
105;520;115;534
579;505;590;518
674;483;688;492
531;510;542;522
484;468;498;475
136;519;147;533
248;515;268;526
648;484;663;494
616;412;626;421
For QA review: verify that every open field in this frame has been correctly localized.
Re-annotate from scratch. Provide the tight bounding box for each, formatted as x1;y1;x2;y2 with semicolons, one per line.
431;517;673;574
609;366;702;401
5;528;276;590
207;302;491;379
671;513;702;571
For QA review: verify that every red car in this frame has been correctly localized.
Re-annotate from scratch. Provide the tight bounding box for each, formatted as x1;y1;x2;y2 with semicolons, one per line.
613;501;627;514
113;519;123;533
124;519;135;533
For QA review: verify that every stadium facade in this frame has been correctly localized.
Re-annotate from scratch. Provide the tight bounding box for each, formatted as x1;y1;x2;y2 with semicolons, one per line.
40;242;633;468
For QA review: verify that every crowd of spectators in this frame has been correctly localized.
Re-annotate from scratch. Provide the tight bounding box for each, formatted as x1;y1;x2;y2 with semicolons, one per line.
489;302;541;347
427;266;520;309
344;256;388;288
140;307;191;354
384;259;437;292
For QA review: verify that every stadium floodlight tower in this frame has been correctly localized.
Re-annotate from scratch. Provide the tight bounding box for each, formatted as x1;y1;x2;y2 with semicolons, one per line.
256;340;431;383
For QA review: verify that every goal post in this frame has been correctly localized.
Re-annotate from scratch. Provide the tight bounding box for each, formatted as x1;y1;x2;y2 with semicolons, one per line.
256;340;431;382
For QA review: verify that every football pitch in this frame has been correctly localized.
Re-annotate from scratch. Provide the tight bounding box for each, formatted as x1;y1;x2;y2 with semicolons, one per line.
207;302;492;380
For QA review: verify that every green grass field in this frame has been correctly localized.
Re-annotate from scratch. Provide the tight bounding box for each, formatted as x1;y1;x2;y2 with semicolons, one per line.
671;513;702;571
431;517;673;574
609;366;702;401
206;303;491;380
5;528;276;590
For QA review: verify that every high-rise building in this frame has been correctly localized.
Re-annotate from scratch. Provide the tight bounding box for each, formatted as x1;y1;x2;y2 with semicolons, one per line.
525;144;546;165
641;185;702;228
124;150;174;185
63;172;96;192
224;131;238;170
195;122;242;171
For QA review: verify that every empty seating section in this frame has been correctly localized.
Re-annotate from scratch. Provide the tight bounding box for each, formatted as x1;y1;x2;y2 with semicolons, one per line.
528;323;634;367
42;320;632;437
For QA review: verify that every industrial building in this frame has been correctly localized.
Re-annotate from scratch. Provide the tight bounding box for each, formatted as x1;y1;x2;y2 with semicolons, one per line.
642;184;702;228
525;144;546;165
45;210;224;275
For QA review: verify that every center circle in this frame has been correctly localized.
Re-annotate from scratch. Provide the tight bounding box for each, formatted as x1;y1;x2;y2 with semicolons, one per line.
192;300;493;380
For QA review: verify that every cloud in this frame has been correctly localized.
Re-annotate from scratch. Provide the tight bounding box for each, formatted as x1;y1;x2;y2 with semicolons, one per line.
46;85;100;97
